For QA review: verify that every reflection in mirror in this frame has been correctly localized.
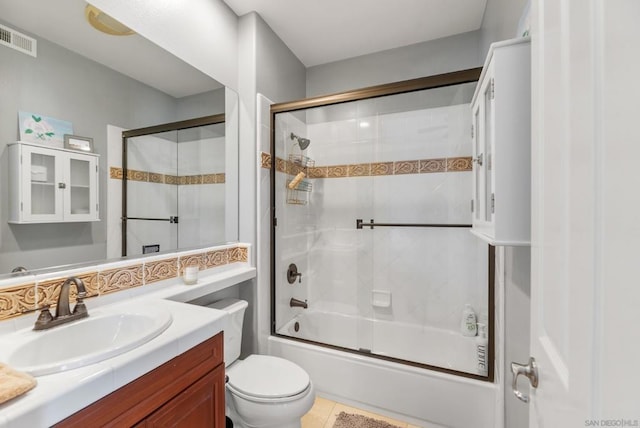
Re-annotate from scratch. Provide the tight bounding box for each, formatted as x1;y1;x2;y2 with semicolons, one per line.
0;1;239;273
123;115;226;257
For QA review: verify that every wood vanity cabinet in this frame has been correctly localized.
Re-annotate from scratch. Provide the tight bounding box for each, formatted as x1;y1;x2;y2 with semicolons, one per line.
54;332;225;428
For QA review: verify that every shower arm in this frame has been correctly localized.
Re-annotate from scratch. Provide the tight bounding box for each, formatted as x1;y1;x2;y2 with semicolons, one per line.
356;219;471;229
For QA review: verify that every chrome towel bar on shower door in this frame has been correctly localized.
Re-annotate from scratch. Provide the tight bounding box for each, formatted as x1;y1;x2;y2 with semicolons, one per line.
356;219;471;229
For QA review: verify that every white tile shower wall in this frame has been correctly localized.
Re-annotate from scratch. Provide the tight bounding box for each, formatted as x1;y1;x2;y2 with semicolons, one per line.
303;100;484;333
127;135;177;174
307;103;471;165
177;136;225;174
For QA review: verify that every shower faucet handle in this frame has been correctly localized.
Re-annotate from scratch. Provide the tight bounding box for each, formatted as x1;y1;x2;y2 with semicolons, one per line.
287;263;302;284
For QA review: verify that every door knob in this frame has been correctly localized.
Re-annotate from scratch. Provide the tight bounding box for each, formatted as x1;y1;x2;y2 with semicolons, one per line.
510;357;538;403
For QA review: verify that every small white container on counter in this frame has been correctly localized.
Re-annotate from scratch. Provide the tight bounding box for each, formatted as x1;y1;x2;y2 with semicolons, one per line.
183;266;199;285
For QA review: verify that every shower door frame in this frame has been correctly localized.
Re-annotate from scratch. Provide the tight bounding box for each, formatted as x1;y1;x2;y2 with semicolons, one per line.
270;68;497;382
121;113;225;257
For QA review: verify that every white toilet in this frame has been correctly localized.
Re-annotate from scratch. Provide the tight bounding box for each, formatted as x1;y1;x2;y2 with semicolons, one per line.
208;299;315;428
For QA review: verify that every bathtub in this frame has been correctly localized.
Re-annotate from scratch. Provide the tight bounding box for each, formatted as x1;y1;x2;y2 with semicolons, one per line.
269;310;498;428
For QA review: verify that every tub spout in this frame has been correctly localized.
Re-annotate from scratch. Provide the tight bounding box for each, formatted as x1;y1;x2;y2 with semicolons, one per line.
290;298;308;309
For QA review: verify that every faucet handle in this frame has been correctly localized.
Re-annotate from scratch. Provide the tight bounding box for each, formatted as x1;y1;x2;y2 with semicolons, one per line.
34;306;53;329
73;299;88;316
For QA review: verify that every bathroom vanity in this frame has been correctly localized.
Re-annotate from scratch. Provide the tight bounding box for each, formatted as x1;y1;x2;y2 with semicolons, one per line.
0;257;256;428
54;333;225;427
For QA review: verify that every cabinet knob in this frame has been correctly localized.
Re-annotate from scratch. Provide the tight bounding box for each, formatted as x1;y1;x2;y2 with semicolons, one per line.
58;182;66;189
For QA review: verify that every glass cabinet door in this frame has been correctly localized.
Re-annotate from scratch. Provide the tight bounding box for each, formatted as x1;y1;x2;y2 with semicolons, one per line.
23;146;63;221
66;155;97;220
483;77;494;223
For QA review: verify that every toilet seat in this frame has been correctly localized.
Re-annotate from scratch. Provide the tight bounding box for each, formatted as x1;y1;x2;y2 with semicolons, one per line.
226;355;310;402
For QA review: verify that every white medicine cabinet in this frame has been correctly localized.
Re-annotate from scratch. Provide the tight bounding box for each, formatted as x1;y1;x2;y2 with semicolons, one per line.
471;38;531;246
8;141;100;223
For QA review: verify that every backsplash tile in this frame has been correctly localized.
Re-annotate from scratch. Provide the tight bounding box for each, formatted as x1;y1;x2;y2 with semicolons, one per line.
144;258;178;285
99;265;144;295
179;253;205;274
36;272;99;308
229;246;249;263
0;283;36;321
205;249;229;268
0;244;250;321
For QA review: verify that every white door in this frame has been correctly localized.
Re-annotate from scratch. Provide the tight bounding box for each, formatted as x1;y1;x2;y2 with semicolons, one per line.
527;0;640;426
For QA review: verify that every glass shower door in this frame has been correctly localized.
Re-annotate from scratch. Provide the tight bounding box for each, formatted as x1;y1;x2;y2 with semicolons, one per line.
125;130;179;256
176;122;226;249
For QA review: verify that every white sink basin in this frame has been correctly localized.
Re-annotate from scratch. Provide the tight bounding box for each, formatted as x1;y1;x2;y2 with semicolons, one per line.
0;303;172;376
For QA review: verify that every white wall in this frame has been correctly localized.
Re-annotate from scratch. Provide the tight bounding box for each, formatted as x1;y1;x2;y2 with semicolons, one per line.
479;0;530;58
478;1;531;426
237;12;307;355
306;30;482;97
88;0;239;90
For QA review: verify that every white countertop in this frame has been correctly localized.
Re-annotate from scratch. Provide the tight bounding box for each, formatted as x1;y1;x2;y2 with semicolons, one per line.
0;264;256;428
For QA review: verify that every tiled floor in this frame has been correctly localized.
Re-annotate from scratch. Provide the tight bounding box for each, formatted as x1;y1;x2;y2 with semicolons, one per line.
301;396;423;428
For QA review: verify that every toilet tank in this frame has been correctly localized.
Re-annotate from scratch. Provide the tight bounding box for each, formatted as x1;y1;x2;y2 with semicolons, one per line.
207;298;248;367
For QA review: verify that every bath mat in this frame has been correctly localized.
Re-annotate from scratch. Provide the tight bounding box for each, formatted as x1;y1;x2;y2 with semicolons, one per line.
332;411;403;428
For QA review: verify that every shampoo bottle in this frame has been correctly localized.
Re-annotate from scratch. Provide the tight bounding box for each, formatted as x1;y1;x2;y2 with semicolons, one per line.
476;323;488;375
461;304;477;336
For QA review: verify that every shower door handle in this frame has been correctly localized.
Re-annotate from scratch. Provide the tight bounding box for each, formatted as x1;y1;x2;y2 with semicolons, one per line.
510;357;538;403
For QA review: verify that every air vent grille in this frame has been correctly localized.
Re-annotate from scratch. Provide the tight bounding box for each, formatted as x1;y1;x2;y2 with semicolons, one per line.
0;24;37;57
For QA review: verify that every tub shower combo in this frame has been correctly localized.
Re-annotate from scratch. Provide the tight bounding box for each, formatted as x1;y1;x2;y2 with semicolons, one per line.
269;69;498;427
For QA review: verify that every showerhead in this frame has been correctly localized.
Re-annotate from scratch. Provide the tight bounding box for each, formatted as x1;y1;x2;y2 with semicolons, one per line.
290;132;311;150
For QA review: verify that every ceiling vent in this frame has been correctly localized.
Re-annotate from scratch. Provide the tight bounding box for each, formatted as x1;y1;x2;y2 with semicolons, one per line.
0;23;37;58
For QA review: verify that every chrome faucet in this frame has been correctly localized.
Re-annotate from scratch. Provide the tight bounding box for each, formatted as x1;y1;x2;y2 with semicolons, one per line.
290;298;308;309
34;277;89;330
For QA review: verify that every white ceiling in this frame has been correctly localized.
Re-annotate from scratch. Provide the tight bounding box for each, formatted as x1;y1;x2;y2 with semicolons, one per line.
0;0;222;98
223;0;488;67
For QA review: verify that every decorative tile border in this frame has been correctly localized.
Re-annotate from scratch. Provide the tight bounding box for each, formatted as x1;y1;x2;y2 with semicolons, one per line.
144;258;179;285
37;272;99;307
99;265;145;295
261;152;472;177
0;244;250;321
261;152;272;169
0;283;36;321
109;167;225;185
205;249;229;269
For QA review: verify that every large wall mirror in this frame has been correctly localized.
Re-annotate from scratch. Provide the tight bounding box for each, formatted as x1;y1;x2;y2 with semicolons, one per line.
0;0;239;274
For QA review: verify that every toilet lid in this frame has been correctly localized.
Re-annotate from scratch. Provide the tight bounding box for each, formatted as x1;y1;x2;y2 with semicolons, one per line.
226;355;310;399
